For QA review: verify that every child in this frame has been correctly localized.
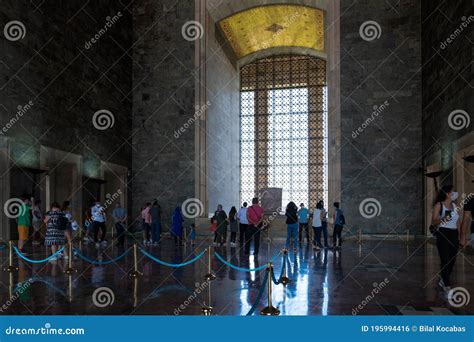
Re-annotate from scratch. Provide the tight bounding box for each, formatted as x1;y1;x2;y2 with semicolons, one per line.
44;202;66;262
189;223;196;246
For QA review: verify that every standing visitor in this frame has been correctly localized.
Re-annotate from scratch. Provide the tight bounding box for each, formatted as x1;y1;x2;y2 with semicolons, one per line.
31;200;43;246
460;194;473;248
229;206;238;247
245;197;264;256
237;202;248;245
112;202;127;247
171;206;184;246
285;201;299;252
319;200;329;248
312;201;323;250
213;204;228;247
332;202;345;249
92;201;107;249
17;195;32;253
298;203;309;243
150;201;162;246
431;185;461;292
141;202;152;245
44;202;66;262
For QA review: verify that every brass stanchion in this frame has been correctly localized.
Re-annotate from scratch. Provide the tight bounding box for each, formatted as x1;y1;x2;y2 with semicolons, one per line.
204;247;215;281
4;241;18;272
201;280;212;315
128;243;142;278
8;272;13;299
260;263;280;315
64;241;77;275
358;229;362;244
279;249;291;286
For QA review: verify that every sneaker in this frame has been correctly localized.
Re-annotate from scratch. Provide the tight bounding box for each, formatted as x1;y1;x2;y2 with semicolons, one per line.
101;240;107;248
48;257;57;262
64;255;69;260
95;242;100;249
212;242;218;247
438;279;447;291
143;239;148;245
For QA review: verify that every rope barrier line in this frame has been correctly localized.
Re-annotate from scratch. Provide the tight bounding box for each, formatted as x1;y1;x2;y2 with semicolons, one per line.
73;248;130;265
140;248;206;267
13;246;65;263
246;269;269;316
214;252;268;272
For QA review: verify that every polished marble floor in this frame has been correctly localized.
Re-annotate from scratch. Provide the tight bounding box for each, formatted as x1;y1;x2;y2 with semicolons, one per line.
0;236;472;315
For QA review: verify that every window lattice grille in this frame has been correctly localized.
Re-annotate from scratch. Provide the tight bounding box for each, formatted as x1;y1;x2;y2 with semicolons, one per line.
240;55;327;210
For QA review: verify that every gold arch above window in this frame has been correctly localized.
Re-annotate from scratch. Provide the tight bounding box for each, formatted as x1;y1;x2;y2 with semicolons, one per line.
218;5;325;60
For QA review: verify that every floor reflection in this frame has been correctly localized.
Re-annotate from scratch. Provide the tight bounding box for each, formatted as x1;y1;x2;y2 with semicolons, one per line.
0;238;473;315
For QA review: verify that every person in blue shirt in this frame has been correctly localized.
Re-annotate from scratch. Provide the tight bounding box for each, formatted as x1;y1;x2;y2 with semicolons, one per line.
297;203;310;243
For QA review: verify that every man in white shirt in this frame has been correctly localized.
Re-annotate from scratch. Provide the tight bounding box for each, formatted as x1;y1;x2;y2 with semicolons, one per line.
237;202;248;245
91;201;107;248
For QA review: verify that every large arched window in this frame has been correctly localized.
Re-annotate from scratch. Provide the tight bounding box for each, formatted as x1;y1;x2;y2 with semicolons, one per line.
240;55;327;209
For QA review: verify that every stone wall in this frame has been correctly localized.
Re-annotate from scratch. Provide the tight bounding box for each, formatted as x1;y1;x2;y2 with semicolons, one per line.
0;0;132;173
340;0;423;234
132;1;196;228
205;9;240;215
422;0;473;180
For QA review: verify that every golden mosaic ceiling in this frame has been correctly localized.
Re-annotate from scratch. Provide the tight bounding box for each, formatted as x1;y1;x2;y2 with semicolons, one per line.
218;5;325;59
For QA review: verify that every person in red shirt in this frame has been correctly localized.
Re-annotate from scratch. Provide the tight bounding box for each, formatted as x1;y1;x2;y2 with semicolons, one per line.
245;197;264;256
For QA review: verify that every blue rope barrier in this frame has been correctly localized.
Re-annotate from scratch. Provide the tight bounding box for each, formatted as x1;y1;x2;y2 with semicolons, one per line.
214;252;269;272
13;246;65;263
246;269;269;316
73;248;130;265
140;248;206;267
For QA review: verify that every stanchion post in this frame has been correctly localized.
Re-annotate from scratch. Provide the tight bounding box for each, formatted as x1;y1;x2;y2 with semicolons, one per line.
67;275;73;302
64;241;77;275
204;247;215;281
133;278;139;307
260;263;280;316
201;280;213;316
358;229;362;244
406;229;409;243
129;243;143;278
4;241;18;272
280;249;291;285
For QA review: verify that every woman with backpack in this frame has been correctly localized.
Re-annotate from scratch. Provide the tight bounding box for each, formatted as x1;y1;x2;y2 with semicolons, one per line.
44;202;66;262
332;202;345;249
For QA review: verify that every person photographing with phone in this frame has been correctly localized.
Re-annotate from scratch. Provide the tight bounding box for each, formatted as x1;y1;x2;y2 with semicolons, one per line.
430;185;461;292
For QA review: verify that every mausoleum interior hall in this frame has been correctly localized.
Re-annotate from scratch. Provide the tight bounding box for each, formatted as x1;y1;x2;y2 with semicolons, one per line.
0;0;473;316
